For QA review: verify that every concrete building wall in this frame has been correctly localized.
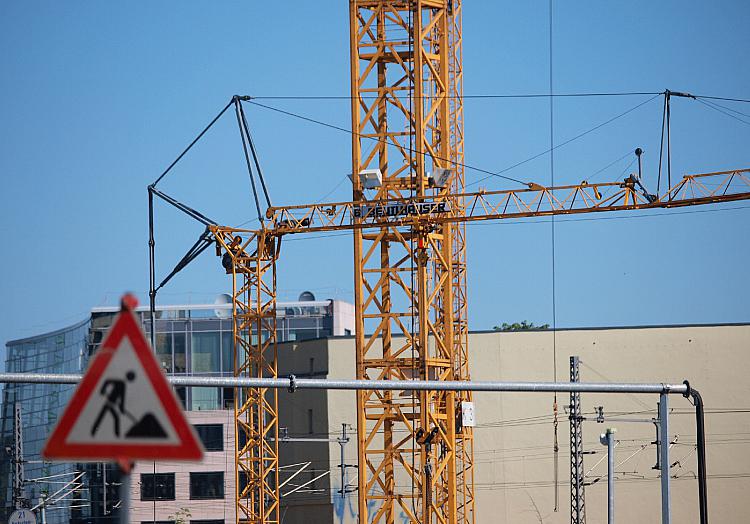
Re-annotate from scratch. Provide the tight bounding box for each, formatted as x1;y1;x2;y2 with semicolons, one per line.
281;325;750;524
129;410;236;523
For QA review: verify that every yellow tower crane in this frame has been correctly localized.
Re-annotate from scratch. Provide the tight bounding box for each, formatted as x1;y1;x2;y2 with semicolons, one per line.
216;168;750;524
196;3;750;524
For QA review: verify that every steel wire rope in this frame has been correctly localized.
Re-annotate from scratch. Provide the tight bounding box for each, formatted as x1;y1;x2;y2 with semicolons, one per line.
270;471;750;501
578;361;652;410
244;99;529;187
584;150;636;183
618;156;638;178
466;93;662;189
694;94;750;104
234;98;264;224
249;91;663;101
152;99;235;187
695;98;750;127
695;98;750;119
244;94;664;198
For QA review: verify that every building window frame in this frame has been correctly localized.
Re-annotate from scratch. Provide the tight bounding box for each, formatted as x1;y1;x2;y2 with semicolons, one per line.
189;471;224;500
140;472;176;501
194;423;224;452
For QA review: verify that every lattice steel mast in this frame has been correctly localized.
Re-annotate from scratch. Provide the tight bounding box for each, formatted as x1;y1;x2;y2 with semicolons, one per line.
213;230;281;524
570;356;586;524
349;1;467;522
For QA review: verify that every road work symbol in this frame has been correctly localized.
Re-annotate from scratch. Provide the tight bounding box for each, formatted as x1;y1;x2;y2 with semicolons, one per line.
91;370;167;439
43;294;203;462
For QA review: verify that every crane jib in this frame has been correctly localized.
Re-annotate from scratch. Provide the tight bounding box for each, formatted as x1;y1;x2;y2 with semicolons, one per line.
352;201;451;219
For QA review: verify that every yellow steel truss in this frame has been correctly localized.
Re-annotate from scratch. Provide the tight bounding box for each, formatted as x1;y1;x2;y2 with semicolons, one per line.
200;5;750;524
220;166;750;523
348;1;466;522
212;228;280;524
447;3;474;522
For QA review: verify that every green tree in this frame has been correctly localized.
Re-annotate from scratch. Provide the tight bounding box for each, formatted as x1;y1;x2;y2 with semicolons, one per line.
493;320;550;332
168;508;192;524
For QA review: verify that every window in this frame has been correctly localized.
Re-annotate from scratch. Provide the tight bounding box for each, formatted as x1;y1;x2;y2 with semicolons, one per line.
308;409;313;434
155;333;172;373
221;332;234;372
238;427;247;451
192;333;220;372
238;471;248;494
190;472;224;500
173;332;187;373
140;473;175;501
140;521;175;524
194;424;223;451
192;387;220;410
222;387;235;409
176;386;187;410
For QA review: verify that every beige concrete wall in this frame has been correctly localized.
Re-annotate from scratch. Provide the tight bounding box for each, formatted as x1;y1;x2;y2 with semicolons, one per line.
128;325;749;523
308;325;750;523
277;338;337;524
129;409;236;523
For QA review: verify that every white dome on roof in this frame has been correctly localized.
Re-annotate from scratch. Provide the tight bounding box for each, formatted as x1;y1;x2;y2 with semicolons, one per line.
298;291;316;302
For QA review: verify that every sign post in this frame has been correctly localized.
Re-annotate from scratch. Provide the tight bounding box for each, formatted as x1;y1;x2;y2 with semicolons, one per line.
43;293;203;521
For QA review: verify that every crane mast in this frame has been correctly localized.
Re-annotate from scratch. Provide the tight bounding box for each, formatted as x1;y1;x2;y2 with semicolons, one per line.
214;230;281;524
349;1;468;522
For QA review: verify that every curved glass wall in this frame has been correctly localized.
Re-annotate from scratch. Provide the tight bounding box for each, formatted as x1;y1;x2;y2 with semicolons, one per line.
0;319;90;524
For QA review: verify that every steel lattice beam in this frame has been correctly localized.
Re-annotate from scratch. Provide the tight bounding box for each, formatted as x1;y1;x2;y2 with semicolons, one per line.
349;2;464;522
213;229;280;524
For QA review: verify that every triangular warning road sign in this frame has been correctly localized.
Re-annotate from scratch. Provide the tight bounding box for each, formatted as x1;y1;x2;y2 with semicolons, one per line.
43;297;204;462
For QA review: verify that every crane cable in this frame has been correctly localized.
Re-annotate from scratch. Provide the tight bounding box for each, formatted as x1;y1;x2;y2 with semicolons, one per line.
548;0;560;513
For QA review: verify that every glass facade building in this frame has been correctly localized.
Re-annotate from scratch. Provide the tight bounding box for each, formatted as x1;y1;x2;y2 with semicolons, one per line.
0;320;90;523
0;295;354;523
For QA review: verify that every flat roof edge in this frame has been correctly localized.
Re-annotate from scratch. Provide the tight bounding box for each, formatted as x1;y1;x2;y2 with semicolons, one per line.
6;317;91;346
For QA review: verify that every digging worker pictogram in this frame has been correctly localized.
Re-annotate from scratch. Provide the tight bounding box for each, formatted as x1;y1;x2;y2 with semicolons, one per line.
91;370;136;437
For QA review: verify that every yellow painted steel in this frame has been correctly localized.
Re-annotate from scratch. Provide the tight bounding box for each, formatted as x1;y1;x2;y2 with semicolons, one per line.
266;170;750;234
216;164;750;523
205;4;750;523
212;229;280;524
348;1;463;522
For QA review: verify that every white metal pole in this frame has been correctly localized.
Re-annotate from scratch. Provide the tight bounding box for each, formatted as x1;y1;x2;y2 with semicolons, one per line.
659;393;671;524
600;428;616;524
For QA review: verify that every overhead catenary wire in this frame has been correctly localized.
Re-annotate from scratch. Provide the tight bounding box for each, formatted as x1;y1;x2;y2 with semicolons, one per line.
547;0;560;511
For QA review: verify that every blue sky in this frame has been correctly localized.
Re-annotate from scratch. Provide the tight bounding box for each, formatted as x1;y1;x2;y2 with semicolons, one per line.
1;1;748;355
